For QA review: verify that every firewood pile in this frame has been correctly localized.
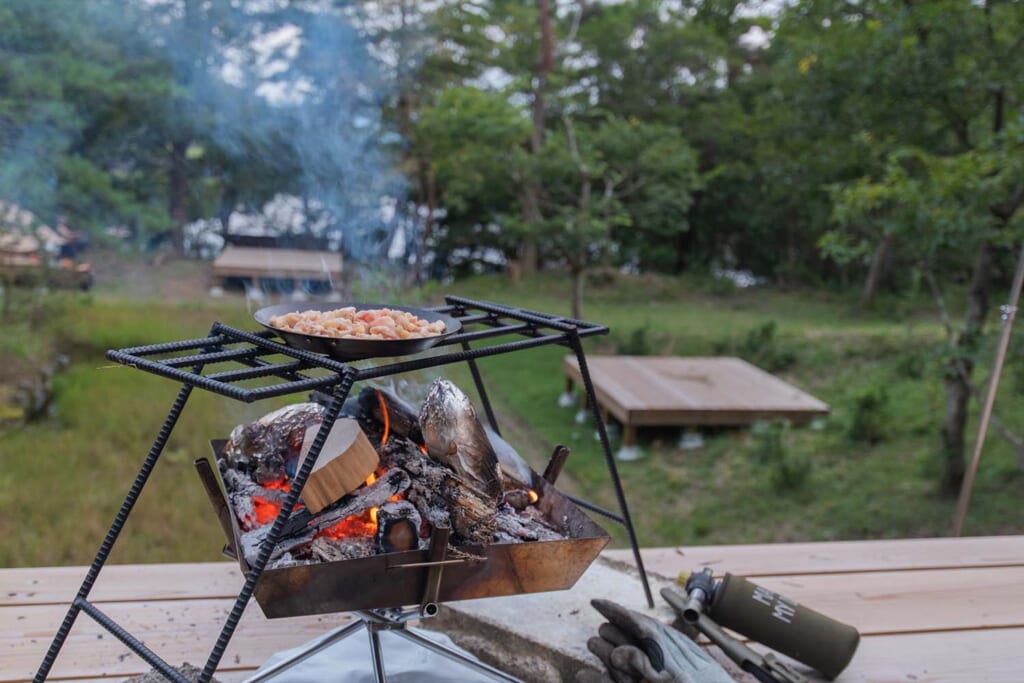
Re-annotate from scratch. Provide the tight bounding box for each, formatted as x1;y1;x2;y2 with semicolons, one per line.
218;379;565;569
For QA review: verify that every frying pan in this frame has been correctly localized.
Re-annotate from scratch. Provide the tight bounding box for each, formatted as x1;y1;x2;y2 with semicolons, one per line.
254;302;462;361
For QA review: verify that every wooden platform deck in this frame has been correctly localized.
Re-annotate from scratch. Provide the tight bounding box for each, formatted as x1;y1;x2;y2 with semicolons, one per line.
4;535;1021;682
212;246;343;284
564;355;829;445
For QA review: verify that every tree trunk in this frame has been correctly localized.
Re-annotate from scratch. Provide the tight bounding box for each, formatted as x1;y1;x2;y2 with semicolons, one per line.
861;234;893;307
941;243;995;495
406;164;435;289
570;265;584;320
168;139;189;254
517;0;554;278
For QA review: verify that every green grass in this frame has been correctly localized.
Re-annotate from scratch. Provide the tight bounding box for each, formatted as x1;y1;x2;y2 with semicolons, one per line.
2;265;1022;567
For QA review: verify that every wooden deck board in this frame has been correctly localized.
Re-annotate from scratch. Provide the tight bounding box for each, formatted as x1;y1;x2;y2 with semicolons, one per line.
6;536;1023;682
564;355;829;428
3;600;350;682
0;563;246;607
603;534;1024;577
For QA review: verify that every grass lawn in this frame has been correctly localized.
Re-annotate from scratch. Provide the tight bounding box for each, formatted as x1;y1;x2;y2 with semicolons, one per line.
2;259;1022;567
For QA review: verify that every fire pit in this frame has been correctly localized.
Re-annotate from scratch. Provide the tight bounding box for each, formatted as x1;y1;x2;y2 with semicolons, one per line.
196;383;610;618
33;297;651;683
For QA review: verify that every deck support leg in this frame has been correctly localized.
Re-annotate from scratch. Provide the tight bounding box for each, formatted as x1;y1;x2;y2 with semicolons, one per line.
622;425;637;448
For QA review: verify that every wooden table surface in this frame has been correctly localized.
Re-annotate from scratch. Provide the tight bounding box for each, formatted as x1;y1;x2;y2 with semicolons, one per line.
4;535;1021;682
605;535;1024;682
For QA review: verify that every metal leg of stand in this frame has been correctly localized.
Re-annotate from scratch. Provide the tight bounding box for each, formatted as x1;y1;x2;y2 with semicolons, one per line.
392;629;522;682
367;625;388;683
462;340;501;435
34;383;197;682
243;620;365;683
569;332;654;608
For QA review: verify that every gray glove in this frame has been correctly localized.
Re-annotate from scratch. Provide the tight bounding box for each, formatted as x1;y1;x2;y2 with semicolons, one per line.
576;599;735;683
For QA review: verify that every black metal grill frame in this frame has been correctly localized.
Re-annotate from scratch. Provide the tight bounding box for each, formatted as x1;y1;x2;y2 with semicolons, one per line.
33;295;652;683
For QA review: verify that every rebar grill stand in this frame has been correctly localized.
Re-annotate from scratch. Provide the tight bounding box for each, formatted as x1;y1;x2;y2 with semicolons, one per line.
33;296;652;683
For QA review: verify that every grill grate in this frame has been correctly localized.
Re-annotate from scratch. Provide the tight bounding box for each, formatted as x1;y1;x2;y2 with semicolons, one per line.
106;297;609;402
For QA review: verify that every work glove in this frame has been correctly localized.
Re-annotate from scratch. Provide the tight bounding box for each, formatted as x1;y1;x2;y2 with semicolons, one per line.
575;599;735;683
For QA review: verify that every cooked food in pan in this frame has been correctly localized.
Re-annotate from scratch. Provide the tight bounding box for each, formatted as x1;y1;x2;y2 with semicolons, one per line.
269;306;447;341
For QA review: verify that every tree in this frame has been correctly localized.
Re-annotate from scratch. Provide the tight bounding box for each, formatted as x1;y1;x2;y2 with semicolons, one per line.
413;86;531;275
527;116;700;317
821;0;1024;494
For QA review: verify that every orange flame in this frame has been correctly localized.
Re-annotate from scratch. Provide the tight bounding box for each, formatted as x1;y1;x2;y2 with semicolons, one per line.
376;390;390;446
419;444;428;455
528;489;539;504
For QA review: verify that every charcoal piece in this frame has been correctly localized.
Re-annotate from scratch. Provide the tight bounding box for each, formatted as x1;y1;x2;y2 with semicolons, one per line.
495;508;564;542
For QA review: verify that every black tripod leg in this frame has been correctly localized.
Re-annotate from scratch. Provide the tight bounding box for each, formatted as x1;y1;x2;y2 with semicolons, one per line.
34;383;196;682
569;333;654;608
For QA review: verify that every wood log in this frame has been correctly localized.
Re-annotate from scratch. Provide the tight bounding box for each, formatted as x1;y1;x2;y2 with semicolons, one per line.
239;468;410;565
298;419;380;513
495;507;563;543
376;501;423;553
381;437;497;545
309;537;375;563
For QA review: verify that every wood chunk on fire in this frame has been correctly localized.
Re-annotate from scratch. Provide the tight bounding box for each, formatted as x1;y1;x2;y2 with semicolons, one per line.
298;419;380;514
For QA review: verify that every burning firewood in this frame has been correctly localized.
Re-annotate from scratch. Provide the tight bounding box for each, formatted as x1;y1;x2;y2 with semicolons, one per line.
357;387;423;443
380;437;497;546
375;500;422;553
240;468;410;565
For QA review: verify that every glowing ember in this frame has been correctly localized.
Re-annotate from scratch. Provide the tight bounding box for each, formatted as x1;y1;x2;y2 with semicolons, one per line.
365;471;377;487
263;478;291;492
253;496;282;525
419;444;428;454
376;390;391;446
528;489;539;504
320;510;377;539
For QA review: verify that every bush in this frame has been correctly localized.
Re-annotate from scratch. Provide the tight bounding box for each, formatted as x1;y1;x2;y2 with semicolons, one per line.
736;321;798;372
847;385;890;444
616;322;653;356
751;420;811;492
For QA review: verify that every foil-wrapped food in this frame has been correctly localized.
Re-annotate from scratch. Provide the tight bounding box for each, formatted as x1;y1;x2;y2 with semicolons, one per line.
223;403;325;484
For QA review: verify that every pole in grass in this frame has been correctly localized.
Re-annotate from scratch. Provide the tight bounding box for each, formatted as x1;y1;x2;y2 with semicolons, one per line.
954;245;1024;536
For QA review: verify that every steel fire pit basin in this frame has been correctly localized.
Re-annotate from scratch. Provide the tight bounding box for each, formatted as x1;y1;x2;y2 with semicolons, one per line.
198;441;610;618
